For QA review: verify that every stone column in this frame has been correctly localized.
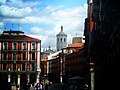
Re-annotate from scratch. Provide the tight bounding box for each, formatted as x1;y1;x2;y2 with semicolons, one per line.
27;74;30;83
90;62;94;90
17;74;20;90
8;74;11;82
36;42;41;83
36;69;41;83
8;68;11;82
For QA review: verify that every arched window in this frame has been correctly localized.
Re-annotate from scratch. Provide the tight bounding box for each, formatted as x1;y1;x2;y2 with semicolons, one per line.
61;38;62;42
64;38;66;42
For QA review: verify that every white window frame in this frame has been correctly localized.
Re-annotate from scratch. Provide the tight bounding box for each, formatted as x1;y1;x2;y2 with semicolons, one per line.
22;42;26;50
32;42;36;50
3;42;8;50
12;42;18;50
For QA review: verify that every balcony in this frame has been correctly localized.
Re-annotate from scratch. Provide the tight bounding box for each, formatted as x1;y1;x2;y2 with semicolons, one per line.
0;67;37;74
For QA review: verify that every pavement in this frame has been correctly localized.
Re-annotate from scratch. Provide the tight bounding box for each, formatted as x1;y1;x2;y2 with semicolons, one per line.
30;83;88;90
30;87;36;90
48;83;89;90
48;84;62;90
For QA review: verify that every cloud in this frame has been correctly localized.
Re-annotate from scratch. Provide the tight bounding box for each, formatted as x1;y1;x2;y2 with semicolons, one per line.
51;4;87;19
30;27;44;35
0;0;40;24
0;22;4;28
0;0;6;5
2;0;40;8
50;3;87;36
22;16;53;24
0;5;32;18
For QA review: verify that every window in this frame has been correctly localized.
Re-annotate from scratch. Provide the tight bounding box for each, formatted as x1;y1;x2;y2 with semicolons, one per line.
3;53;7;60
22;63;25;71
13;53;17;71
22;42;26;50
32;43;35;50
64;38;66;42
32;53;35;60
23;53;26;60
3;63;6;71
3;42;7;50
61;38;62;42
13;42;17;50
32;63;35;71
13;53;17;60
57;38;59;42
13;63;16;71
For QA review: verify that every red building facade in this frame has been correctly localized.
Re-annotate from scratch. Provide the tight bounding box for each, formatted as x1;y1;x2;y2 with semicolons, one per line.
0;30;41;89
64;48;89;84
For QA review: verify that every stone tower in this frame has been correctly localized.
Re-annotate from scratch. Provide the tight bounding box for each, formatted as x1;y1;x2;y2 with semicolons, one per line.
56;26;67;51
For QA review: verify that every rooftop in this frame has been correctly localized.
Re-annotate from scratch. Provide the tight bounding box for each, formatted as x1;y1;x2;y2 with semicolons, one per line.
0;30;40;41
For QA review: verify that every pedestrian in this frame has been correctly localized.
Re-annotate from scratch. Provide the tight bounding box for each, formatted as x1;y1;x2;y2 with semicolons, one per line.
35;83;41;90
45;83;48;90
40;83;43;90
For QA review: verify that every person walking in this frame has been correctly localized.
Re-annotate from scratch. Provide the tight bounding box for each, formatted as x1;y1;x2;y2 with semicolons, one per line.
45;83;48;90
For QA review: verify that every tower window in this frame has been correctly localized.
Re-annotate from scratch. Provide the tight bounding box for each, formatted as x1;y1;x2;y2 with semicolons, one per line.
57;38;59;42
61;38;62;42
64;38;66;42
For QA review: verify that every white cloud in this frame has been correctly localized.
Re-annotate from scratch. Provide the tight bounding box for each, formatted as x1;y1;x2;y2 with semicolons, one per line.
0;22;4;28
22;16;53;24
30;27;44;35
0;0;6;5
0;5;32;18
43;5;64;14
51;4;87;19
50;3;87;36
6;0;40;8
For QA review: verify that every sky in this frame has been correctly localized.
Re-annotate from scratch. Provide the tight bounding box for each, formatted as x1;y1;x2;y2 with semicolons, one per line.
0;0;87;51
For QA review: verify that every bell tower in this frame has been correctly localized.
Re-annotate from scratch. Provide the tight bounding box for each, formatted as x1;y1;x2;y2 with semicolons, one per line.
56;26;67;51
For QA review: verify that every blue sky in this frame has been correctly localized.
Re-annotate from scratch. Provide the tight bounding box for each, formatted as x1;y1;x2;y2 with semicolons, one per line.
0;0;87;50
